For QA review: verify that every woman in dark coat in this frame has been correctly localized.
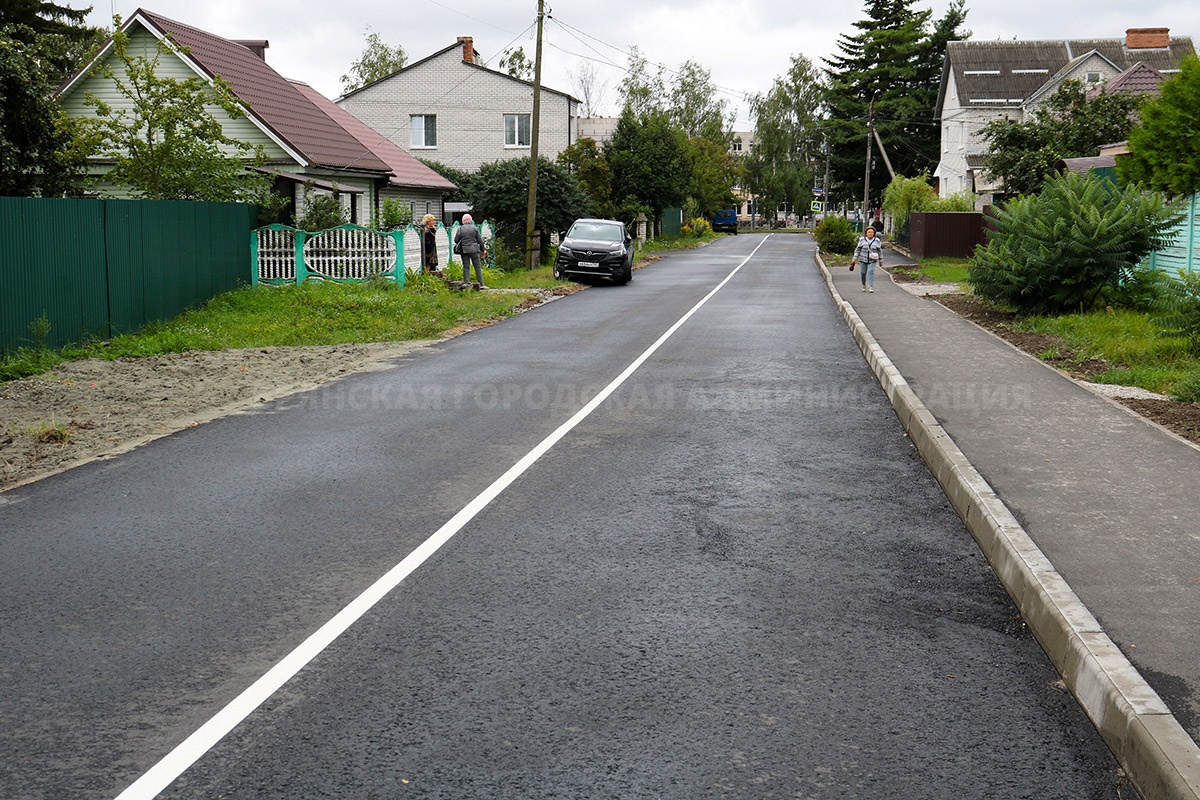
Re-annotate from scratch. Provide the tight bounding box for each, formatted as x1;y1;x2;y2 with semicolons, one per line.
421;214;439;274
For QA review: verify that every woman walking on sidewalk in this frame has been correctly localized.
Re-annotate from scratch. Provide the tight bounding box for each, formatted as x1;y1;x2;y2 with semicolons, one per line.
852;226;883;293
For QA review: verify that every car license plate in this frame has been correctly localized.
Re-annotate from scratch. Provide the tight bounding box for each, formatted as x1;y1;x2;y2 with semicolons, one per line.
577;261;600;268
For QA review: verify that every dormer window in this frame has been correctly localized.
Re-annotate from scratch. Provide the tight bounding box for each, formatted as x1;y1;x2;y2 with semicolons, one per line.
1087;71;1102;83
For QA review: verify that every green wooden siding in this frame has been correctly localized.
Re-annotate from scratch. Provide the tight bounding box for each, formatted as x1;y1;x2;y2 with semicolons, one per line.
1149;193;1200;275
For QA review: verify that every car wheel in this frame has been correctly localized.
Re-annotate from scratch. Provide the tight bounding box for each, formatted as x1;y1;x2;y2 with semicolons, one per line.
553;264;564;280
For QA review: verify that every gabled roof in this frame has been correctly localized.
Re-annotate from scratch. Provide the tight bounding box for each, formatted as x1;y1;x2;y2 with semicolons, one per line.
936;34;1194;117
1087;61;1166;98
338;39;579;105
292;82;458;192
60;8;392;175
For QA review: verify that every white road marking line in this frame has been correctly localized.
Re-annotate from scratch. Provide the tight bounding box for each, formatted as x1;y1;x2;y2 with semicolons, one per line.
114;235;772;800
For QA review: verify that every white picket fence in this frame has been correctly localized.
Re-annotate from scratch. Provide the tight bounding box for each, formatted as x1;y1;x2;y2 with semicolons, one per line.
253;221;494;285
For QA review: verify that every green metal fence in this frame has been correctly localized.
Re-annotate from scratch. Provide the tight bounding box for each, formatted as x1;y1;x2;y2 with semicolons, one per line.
0;197;255;353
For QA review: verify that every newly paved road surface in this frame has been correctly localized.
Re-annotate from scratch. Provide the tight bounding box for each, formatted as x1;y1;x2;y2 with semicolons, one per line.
1;234;1124;798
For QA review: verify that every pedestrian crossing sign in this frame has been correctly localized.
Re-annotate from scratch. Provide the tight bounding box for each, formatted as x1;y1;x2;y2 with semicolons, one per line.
810;200;823;212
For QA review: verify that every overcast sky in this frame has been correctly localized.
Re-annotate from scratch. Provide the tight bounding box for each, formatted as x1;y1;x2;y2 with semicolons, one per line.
66;0;1200;128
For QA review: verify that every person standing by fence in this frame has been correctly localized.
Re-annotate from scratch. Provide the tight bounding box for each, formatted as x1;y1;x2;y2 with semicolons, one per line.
454;214;486;289
852;226;883;293
421;214;439;275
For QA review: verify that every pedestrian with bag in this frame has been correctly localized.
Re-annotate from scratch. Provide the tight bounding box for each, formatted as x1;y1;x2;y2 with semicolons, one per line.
453;214;486;289
851;225;883;293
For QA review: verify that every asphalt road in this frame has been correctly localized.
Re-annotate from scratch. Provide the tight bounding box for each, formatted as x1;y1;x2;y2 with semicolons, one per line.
1;234;1125;798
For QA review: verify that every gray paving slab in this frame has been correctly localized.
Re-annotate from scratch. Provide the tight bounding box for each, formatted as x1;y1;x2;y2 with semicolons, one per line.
816;245;1200;798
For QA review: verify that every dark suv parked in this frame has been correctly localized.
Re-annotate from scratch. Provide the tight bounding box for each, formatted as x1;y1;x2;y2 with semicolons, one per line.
554;219;634;284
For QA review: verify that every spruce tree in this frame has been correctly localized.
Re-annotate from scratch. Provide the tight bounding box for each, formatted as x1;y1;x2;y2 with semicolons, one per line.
823;0;969;209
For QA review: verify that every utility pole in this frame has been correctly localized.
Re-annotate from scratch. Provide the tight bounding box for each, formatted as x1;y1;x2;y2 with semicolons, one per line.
524;0;545;271
862;90;879;228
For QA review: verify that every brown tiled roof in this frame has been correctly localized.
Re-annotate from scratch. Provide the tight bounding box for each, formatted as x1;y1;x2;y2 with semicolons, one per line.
1087;61;1166;98
292;82;458;192
938;36;1194;116
133;8;392;174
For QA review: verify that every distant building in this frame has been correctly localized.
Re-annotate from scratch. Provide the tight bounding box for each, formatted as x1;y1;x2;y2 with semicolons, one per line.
338;37;581;173
934;27;1195;201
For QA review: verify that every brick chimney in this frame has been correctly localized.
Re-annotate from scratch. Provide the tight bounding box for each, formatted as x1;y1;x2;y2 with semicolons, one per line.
1126;28;1170;50
233;40;269;61
458;36;475;64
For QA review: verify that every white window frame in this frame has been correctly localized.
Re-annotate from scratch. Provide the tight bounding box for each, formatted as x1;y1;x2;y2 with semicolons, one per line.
504;113;532;147
411;115;437;148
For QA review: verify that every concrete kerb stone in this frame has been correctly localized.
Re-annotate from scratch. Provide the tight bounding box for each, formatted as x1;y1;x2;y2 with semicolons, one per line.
813;250;1200;800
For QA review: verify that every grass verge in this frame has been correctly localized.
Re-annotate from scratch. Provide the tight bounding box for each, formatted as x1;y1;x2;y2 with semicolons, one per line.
0;268;568;382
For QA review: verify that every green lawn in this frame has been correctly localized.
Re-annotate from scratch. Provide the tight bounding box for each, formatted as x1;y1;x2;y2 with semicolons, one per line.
0;267;568;382
1;237;706;382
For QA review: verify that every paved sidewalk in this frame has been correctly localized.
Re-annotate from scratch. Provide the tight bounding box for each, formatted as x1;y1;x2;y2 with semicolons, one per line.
816;247;1200;798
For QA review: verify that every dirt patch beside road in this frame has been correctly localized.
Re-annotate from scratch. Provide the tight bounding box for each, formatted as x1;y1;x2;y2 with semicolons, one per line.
0;342;433;490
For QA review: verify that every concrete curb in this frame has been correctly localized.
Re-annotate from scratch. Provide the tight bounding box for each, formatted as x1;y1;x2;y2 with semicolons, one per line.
814;252;1200;800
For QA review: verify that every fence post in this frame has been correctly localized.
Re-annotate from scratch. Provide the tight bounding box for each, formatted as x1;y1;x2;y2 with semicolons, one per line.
250;230;259;287
295;230;308;285
389;229;406;286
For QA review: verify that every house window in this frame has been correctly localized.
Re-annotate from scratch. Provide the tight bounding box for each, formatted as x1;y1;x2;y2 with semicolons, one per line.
504;113;532;147
411;115;436;147
1087;71;1101;84
732;139;743;153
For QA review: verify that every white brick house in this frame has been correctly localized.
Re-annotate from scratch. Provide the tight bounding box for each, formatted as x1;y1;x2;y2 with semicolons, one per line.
934;27;1194;201
338;37;581;173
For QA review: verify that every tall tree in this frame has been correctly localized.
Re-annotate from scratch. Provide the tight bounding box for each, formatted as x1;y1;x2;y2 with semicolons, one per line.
568;60;608;118
498;45;533;82
340;28;406;94
823;0;969;208
684;135;740;218
0;30;84;195
982;80;1143;196
1117;56;1200;198
81;25;273;202
748;54;825;222
604;105;689;223
0;0;105;81
668;59;731;146
557;136;613;218
617;45;665;117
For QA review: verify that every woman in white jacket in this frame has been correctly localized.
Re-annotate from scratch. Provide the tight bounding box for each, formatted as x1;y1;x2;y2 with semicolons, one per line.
852;226;883;293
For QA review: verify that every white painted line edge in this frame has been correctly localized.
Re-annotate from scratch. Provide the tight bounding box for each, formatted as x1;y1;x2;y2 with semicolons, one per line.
113;235;774;800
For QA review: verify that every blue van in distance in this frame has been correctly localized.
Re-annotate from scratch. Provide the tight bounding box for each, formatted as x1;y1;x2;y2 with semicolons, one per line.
711;209;738;234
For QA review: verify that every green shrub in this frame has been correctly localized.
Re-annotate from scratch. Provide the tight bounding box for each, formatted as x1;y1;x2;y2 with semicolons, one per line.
372;198;412;231
1154;269;1200;340
969;171;1179;315
295;186;348;232
814;215;858;255
930;191;977;212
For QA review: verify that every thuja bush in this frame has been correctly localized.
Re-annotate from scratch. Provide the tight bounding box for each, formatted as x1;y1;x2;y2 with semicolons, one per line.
814;215;858;255
969;171;1179;315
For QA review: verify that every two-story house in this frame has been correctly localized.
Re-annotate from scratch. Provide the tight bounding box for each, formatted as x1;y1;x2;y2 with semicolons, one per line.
57;9;456;224
933;27;1194;201
337;37;581;173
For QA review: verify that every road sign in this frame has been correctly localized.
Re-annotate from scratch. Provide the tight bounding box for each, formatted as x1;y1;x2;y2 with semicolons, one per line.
810;200;824;213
